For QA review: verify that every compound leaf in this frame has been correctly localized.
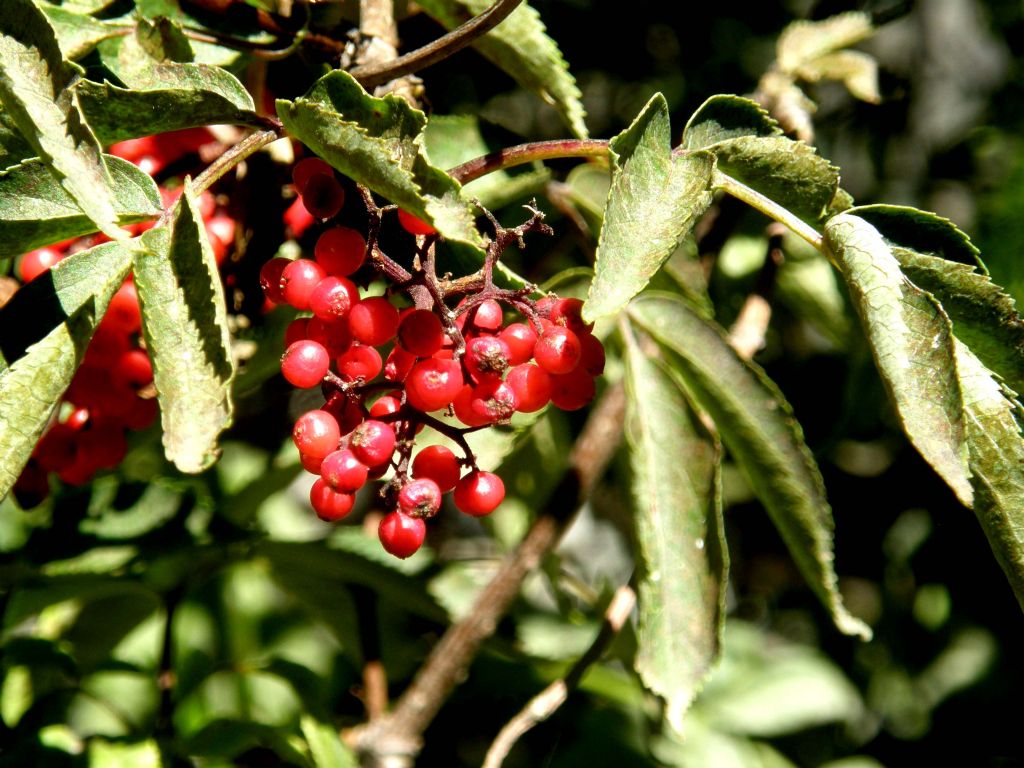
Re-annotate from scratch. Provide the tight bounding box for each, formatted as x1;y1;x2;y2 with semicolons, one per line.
0;155;161;259
629;292;871;640
625;331;727;730
0;0;123;239
278;70;483;250
415;0;587;138
584;94;714;322
0;240;136;496
825;213;972;505
136;181;233;473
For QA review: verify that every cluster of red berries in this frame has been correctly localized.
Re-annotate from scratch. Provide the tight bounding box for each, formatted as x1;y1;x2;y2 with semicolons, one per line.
264;157;605;558
11;131;237;508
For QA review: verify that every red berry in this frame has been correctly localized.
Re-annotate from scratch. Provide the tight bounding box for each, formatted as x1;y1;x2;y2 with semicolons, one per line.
369;394;402;418
405;358;464;412
309;275;358;321
113;349;154;388
412;445;461;492
85;321;131;368
337;343;383;381
398;309;445;357
284;317;309;346
323;392;368;434
453;471;505;517
206;215;235;264
534;326;582;375
106;282;142;334
452;385;489;427
470;299;503;332
19;248;63;282
320;448;369;492
281;339;330;388
292;157;334;194
350;420;396;468
301;452;324;474
506;363;552;413
281;259;327;310
398;478;442;518
349;297;399;346
467;378;518;423
124;397;159;430
465;335;511;381
13;461;49;509
293;409;341;458
315;227;366;276
578;333;606;376
378;511;426;558
301;173;345;219
397;209;436;236
307;317;352;357
498;323;538;366
549;368;596;411
260;257;291;304
78;422;128;470
310;478;355;522
548;297;593;334
384;346;416;382
34;424;77;473
283;197;316;238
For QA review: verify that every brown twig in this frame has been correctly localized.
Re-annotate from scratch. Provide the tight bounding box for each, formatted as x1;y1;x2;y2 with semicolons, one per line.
348;381;627;766
481;584;637;768
449;140;610;185
350;0;526;89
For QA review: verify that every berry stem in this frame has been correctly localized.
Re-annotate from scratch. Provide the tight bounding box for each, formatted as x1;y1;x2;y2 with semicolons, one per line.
192;127;284;197
447;139;610;185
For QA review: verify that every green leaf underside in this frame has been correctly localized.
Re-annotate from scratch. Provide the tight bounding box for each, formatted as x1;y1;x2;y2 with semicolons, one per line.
415;0;587;138
625;337;727;730
628;293;871;640
0;154;161;259
0;110;35;171
955;341;1024;611
0;240;136;496
38;4;127;61
277;71;483;250
825;213;973;506
137;181;234;473
584;94;714;323
712;135;839;223
0;0;122;239
682;94;782;150
850;204;982;268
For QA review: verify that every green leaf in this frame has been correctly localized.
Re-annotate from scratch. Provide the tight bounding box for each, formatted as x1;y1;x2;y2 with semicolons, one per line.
423;114;550;210
0;111;35;171
776;12;874;74
824;213;972;506
628;293;871;640
712;136;840;223
136;181;234;473
584;94;714;322
0;240;136;496
300;714;358;768
415;0;587;138
37;4;127;60
682;94;781;150
954;341;1024;611
849;204;981;267
277;71;483;250
624;333;727;730
0;0;124;239
0;155;161;259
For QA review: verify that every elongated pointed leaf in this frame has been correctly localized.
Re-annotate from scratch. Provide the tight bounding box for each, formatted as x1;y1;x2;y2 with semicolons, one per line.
136;181;233;473
776;12;874;73
682;94;781;150
300;715;359;768
584;94;714;323
0;155;161;259
0;0;123;239
0;111;35;171
955;341;1024;610
625;335;727;730
278;71;483;250
628;292;871;639
416;0;587;138
0;240;136;496
825;213;972;505
37;4;126;60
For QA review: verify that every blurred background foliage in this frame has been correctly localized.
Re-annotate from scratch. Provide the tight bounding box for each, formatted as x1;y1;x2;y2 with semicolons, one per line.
3;0;1024;765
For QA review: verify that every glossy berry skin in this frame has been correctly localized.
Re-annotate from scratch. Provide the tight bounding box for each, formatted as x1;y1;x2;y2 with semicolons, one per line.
285;318;309;347
405;358;464;412
350;420;396;468
578;333;606;376
412;445;461;492
469;299;503;332
454;471;505;517
19;248;63;282
349;297;399;346
292;157;334;194
260;257;290;304
397;209;437;236
337;344;383;381
106;283;142;334
498;323;538;366
281;340;330;388
549;368;596;411
398;478;443;518
310;478;356;522
452;385;490;427
114;349;154;388
292;410;341;459
309;276;358;322
548;297;593;334
467;379;518;424
378;511;426;558
506;363;552;413
315;226;366;276
534;326;582;375
307;317;352;357
301;173;345;219
281;259;327;310
320;448;368;492
384;346;416;382
301;452;325;474
369;394;402;419
398;309;445;357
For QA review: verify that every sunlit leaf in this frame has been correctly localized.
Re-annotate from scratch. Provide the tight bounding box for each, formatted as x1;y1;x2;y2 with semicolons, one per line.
415;0;587;138
776;12;874;73
301;714;359;768
584;94;714;322
36;4;127;60
682;94;781;150
825;213;972;505
625;332;727;730
136;181;234;473
628;293;870;639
